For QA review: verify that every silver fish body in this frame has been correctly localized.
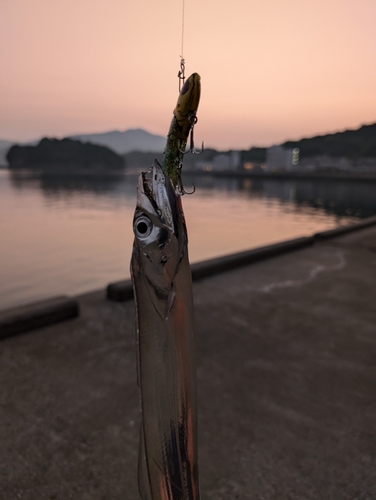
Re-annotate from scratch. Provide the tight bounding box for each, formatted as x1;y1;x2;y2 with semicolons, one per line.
131;160;199;500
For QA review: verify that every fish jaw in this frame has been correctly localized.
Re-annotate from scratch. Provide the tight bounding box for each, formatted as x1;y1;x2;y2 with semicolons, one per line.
133;160;187;316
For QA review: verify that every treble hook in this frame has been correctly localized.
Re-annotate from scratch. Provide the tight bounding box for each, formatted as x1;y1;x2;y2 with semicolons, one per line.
177;163;196;195
189;119;204;155
178;114;204;155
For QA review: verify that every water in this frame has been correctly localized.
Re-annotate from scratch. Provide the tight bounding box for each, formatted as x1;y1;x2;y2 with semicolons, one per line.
1;169;375;310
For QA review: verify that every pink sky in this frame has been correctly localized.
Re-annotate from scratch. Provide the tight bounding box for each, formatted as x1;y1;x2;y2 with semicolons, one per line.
1;0;376;150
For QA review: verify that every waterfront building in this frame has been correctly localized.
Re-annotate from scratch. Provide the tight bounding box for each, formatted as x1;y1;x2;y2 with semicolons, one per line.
212;151;241;171
265;146;299;172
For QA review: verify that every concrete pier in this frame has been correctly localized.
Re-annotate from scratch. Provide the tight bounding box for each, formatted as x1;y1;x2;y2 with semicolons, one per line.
1;226;376;499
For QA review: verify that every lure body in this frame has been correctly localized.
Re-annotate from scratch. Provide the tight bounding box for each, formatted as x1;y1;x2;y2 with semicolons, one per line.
163;73;201;188
131;73;201;499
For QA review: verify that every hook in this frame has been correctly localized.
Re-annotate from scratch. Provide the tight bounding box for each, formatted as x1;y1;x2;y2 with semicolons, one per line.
175;162;196;195
189;129;204;155
188;115;204;155
178;115;204;155
181;184;196;195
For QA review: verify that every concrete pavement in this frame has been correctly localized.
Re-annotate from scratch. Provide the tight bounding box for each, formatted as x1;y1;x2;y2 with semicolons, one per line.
1;226;376;499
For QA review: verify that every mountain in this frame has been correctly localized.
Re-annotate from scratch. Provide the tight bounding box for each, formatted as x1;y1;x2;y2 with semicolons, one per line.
0;139;39;166
0;129;165;166
69;128;166;154
282;122;376;159
2;122;375;167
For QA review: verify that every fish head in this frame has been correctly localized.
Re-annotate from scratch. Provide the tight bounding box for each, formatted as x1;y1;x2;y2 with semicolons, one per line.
132;159;187;296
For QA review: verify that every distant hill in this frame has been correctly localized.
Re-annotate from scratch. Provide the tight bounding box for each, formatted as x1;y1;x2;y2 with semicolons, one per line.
282;123;376;159
69;128;166;154
2;122;375;167
7;138;124;170
0;129;166;166
0;140;16;165
99;122;376;169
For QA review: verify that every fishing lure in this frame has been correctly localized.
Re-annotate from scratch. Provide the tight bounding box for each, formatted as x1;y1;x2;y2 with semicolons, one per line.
131;73;201;500
163;72;202;190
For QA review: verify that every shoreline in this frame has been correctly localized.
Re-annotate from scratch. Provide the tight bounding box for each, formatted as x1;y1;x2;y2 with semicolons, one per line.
189;169;376;183
3;166;376;182
2;213;376;338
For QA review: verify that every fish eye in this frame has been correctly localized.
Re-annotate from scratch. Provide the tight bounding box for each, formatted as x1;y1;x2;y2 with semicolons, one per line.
134;216;152;239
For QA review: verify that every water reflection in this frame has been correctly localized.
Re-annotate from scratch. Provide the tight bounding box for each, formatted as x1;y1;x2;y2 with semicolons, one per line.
2;169;375;309
9;171;137;197
185;174;376;219
9;170;376;219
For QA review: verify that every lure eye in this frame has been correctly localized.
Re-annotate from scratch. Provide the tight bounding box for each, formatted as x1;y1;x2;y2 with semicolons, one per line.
134;216;152;239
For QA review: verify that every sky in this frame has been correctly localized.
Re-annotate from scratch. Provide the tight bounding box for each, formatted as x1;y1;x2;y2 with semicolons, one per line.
1;0;376;150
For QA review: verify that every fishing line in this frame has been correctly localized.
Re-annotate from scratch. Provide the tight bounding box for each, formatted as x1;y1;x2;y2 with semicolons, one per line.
181;0;185;59
178;0;186;90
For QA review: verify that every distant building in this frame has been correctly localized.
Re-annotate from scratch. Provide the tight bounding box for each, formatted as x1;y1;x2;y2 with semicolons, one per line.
265;146;299;172
242;161;264;172
212;151;241;171
298;156;354;172
193;159;213;172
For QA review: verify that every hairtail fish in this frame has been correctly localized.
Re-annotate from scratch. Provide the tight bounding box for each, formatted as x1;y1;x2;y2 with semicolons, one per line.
131;73;201;500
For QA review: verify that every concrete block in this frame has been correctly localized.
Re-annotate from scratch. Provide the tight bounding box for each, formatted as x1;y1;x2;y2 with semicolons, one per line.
107;237;314;301
314;215;376;240
106;280;133;302
191;236;314;281
0;296;79;340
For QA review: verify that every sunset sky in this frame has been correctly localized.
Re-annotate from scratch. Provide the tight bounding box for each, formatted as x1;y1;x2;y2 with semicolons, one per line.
1;0;376;150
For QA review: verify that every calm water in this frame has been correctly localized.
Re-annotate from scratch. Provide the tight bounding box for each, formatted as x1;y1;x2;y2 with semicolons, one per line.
1;169;375;310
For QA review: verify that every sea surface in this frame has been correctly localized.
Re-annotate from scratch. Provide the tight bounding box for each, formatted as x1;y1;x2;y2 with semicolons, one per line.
1;168;375;310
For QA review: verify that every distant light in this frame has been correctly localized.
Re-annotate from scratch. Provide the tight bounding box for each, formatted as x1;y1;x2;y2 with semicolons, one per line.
204;165;212;172
292;148;299;165
244;162;254;170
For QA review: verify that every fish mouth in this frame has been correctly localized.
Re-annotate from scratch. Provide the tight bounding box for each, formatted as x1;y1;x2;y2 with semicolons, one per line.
134;161;184;318
137;159;176;232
